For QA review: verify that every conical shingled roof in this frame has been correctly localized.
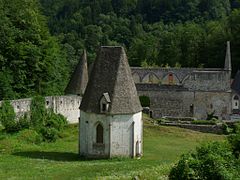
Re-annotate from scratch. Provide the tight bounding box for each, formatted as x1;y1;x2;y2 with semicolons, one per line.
80;46;142;115
65;50;88;95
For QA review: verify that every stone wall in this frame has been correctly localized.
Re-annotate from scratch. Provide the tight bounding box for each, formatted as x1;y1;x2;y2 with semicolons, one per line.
137;86;194;119
194;91;231;120
79;111;143;158
161;123;223;134
136;84;232;120
131;67;231;92
133;67;232;120
0;95;82;124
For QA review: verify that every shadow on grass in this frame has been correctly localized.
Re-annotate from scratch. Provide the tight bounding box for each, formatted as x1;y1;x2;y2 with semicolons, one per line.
12;151;81;162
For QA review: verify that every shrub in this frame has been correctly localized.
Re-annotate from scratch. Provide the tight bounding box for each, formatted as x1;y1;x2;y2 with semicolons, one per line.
227;122;240;158
139;96;150;107
18;113;30;130
233;122;240;134
169;142;239;180
192;120;216;125
39;111;67;142
17;129;42;144
0;100;19;133
30;96;47;130
29;96;68;142
40;127;59;142
222;123;233;135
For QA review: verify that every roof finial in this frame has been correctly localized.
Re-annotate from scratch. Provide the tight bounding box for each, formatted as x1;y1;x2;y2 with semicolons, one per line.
224;41;231;71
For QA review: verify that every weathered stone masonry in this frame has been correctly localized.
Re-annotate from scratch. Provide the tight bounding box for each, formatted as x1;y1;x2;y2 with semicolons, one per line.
0;95;82;124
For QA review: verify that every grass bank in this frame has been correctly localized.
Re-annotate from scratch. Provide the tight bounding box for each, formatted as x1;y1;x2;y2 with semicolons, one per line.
0;116;224;179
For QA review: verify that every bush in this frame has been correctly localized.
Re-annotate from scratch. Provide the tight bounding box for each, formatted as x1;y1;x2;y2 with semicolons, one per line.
40;127;59;142
29;96;68;142
227;122;240;158
30;96;47;130
139;96;150;107
192;120;216;125
0;100;19;133
39;111;67;142
222;123;233;135
169;142;239;180
18;113;30;130
17;129;42;144
233;122;240;134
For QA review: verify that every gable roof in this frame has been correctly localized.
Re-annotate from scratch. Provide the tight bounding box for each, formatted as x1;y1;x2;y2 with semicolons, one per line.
231;70;240;94
65;50;88;95
80;46;142;115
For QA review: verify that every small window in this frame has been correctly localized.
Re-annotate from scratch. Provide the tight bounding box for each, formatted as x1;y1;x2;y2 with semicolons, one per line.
190;104;194;115
46;101;49;105
96;124;103;143
168;74;173;85
102;103;107;112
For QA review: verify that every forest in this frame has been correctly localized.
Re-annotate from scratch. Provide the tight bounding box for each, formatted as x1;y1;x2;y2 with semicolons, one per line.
0;0;240;99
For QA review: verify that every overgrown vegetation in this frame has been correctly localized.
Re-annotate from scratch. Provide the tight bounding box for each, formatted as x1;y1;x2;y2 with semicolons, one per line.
0;101;18;133
0;96;67;142
169;122;240;180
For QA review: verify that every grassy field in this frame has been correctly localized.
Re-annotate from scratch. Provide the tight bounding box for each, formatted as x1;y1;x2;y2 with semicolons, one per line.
0;116;225;179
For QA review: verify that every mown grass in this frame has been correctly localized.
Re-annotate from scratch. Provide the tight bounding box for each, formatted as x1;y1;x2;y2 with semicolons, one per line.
0;115;225;179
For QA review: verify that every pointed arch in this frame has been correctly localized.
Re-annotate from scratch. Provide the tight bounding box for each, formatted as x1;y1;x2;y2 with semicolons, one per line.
96;123;104;143
142;72;159;83
232;94;240;110
132;73;141;83
161;72;180;85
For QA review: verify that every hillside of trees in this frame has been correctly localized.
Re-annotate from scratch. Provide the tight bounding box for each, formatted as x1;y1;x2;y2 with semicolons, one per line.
0;0;240;99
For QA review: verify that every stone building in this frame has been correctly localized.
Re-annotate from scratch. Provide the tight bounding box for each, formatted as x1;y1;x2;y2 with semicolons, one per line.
79;46;143;158
231;70;240;115
131;41;232;120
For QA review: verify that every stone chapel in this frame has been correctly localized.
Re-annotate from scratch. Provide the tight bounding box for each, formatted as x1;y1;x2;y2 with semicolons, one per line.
79;46;143;158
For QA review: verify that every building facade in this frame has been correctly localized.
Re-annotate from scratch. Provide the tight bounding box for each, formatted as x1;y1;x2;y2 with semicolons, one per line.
131;41;232;120
79;46;143;158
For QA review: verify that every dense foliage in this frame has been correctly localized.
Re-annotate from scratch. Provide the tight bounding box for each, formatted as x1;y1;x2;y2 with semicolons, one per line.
0;96;67;142
30;96;68;142
0;101;18;133
39;0;240;71
0;0;68;99
0;0;240;100
169;125;240;180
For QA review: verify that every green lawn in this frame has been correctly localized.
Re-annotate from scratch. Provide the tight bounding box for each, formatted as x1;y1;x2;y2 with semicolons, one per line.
0;116;225;179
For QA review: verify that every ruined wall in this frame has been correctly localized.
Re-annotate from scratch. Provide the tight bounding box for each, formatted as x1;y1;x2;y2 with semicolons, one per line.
133;67;232;120
194;92;231;120
183;71;231;91
0;95;82;124
136;84;232;120
136;84;194;118
131;67;231;92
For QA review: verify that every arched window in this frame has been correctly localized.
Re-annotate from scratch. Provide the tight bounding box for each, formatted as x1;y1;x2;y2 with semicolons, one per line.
233;95;240;110
234;95;239;100
96;124;103;143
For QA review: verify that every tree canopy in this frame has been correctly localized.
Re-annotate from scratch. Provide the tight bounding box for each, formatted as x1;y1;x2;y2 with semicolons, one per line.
0;0;240;100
